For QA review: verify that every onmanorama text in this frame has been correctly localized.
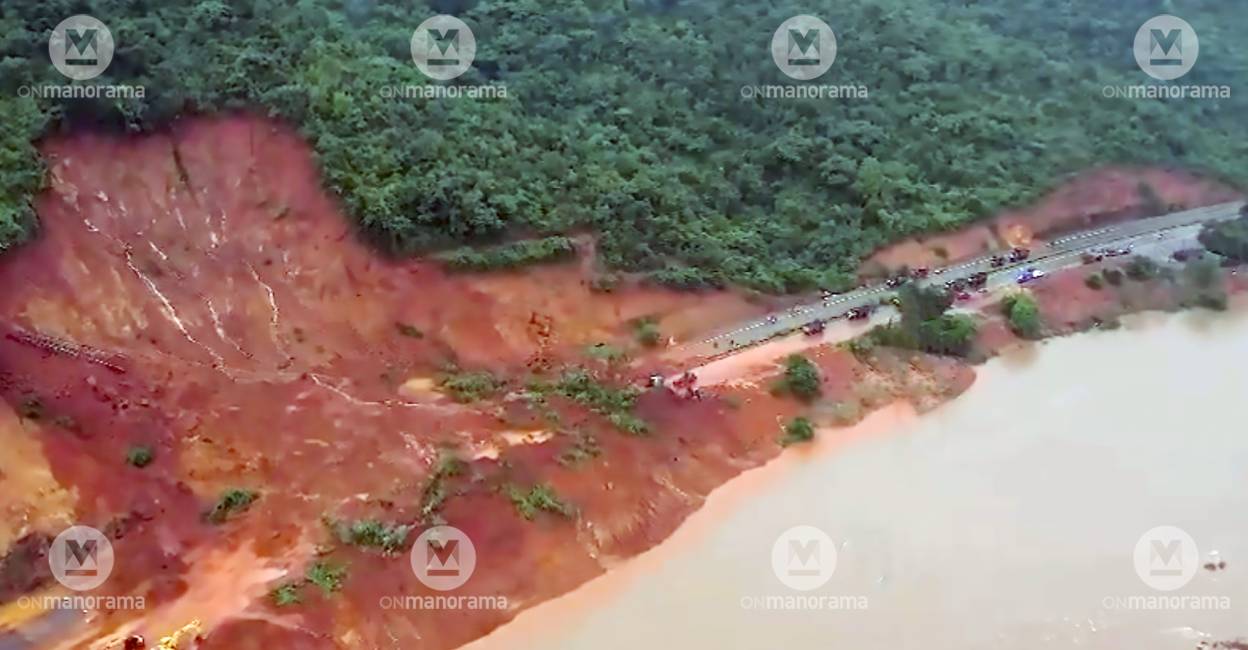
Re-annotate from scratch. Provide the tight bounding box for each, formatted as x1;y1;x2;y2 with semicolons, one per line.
1101;595;1232;610
380;84;508;100
739;595;869;610
19;85;146;99
19;595;145;610
379;594;510;610
1102;84;1231;99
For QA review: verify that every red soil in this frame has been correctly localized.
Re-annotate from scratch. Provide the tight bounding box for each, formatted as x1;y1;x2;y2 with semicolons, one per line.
0;117;865;649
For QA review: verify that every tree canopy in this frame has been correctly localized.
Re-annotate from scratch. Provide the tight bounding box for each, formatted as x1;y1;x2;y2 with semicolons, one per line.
1;0;1245;287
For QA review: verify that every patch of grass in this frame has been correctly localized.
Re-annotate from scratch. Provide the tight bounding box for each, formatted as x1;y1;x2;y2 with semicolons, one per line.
438;369;505;403
125;445;154;468
207;488;258;524
306;561;346;595
585;342;627;363
271;583;301;607
557;431;602;468
330;519;412;555
780;417;816;446
506;483;576;521
419;453;467;523
549;370;649;436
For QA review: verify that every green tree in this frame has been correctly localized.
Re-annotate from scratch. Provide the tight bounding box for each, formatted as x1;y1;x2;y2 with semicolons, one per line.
777;354;822;401
1002;292;1042;339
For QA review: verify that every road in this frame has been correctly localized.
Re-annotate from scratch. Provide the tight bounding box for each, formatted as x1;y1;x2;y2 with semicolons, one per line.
668;201;1244;362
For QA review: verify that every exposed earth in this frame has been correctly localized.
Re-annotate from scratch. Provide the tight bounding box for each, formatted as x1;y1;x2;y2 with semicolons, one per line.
0;116;1241;649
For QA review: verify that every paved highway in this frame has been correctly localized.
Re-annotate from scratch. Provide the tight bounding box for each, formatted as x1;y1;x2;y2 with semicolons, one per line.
669;201;1244;362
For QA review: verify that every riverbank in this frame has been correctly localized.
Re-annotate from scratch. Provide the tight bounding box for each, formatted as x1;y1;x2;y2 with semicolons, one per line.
469;303;1248;650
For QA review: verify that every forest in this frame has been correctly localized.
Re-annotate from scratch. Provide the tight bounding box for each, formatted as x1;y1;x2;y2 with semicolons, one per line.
1;0;1245;292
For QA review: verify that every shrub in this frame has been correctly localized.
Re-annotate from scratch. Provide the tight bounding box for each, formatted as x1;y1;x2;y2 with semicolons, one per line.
271;584;301;607
507;484;575;520
437;237;576;272
1085;273;1104;290
634;318;662;347
438;370;504;403
774;355;822;401
331;520;412;554
1103;268;1125;286
1125;255;1160;281
126;445;154;468
208;488;258;523
306;561;346;595
1002;293;1042;339
917;314;978;357
1198;215;1248;262
780;417;816;446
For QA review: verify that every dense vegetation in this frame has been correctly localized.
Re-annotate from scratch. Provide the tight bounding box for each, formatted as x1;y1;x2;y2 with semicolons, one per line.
1199;214;1248;262
774;354;822;401
868;284;978;356
2;1;1246;287
1002;292;1042;339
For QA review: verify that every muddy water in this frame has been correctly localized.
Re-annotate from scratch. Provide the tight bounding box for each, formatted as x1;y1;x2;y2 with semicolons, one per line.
491;310;1248;649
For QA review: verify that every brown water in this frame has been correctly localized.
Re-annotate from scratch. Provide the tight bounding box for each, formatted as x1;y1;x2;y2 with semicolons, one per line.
477;309;1248;649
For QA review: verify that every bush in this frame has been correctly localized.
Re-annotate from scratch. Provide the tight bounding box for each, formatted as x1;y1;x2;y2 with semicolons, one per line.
208;488;258;523
437;237;577;272
126;445;154;468
507;484;575;520
550;370;648;435
271;583;301;607
1085;273;1104;290
331;520;412;554
917;314;979;357
1125;256;1161;281
780;417;816;446
1002;293;1042;339
1199;215;1248;262
634;318;662;348
775;355;822;401
1103;268;1125;286
438;370;504;403
306;561;346;595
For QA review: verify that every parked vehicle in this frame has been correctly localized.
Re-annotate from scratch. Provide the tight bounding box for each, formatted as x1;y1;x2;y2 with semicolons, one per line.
1007;247;1031;263
885;275;910;288
990;255;1007;268
911;267;930;279
1015;267;1046;284
845;306;872;321
967;271;989;288
801;320;826;336
1081;252;1104;265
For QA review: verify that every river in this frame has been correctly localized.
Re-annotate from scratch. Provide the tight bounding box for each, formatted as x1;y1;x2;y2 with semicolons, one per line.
471;307;1248;649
